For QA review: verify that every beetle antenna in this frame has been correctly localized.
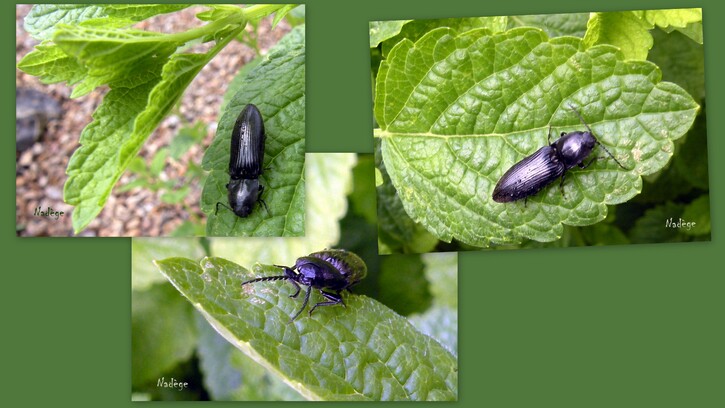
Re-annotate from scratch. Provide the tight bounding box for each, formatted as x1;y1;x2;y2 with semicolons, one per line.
567;104;594;134
241;275;290;286
567;104;628;170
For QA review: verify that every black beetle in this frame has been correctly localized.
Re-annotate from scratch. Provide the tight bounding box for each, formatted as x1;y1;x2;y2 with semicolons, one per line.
241;249;368;322
492;105;628;203
215;103;268;217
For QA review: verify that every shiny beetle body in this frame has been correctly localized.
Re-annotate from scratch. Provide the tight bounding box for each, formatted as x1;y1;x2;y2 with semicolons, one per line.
216;103;267;217
241;249;368;322
492;105;627;203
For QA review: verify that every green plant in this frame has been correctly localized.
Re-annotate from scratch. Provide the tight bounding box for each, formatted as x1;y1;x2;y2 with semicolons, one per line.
371;9;707;252
132;154;458;401
18;4;302;234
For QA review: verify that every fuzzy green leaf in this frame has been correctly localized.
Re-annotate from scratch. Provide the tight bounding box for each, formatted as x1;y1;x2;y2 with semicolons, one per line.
202;27;305;237
63;20;243;233
649;28;705;103
369;20;411;48
209;153;356;266
380;17;507;57
376;141;438;254
156;257;458;401
23;4;191;41
196;313;304;400
583;11;654;60
508;13;589;38
16;42;87;86
132;237;206;291
375;27;698;247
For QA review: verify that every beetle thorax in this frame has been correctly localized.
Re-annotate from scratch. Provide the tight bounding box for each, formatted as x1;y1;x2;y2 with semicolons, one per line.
556;131;596;167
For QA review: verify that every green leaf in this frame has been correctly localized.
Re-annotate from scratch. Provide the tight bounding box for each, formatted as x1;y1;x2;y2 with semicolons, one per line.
271;4;299;29
422;252;457;309
680;194;710;236
24;4;107;41
376;141;438;254
648;28;705;103
635;8;702;34
369;20;411;48
673;110;709;189
583;11;653;60
375;27;698;247
348;155;377;224
53;25;180;97
149;148;169;176
380;17;507;57
64;21;244;233
23;4;191;41
132;237;206;291
16;42;87;86
209;153;356;267
196;313;304;400
508;13;589;38
132;282;198;387
155;257;458;401
202;27;306;237
161;187;191;204
409;306;457;356
629;202;686;243
169;122;206;160
378;255;431;316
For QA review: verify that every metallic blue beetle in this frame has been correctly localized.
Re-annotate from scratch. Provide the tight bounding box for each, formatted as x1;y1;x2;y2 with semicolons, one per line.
241;249;368;322
492;105;628;203
216;103;267;217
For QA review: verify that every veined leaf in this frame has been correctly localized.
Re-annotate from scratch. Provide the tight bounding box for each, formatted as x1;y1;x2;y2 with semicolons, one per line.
202;26;305;237
508;13;589;38
23;4;191;41
583;8;702;60
156;257;458;401
369;20;410;48
374;27;698;247
64;21;245;233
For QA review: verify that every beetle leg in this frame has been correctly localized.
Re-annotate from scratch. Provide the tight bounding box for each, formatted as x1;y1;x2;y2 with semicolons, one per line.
289;285;312;322
288;280;301;298
558;173;567;197
547;124;553;144
308;290;344;316
580;156;599;169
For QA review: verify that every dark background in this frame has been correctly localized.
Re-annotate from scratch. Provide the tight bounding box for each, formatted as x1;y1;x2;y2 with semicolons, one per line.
5;0;722;406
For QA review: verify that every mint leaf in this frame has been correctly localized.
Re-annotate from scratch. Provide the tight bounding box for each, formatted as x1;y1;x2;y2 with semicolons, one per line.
375;27;699;247
202;27;305;236
16;41;87;86
376;140;438;254
196;313;304;400
583;11;654;60
156;257;458;401
23;4;191;41
209;153;356;266
63;18;244;233
380;17;507;57
508;13;589;37
369;20;410;48
132;237;206;291
583;9;702;60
